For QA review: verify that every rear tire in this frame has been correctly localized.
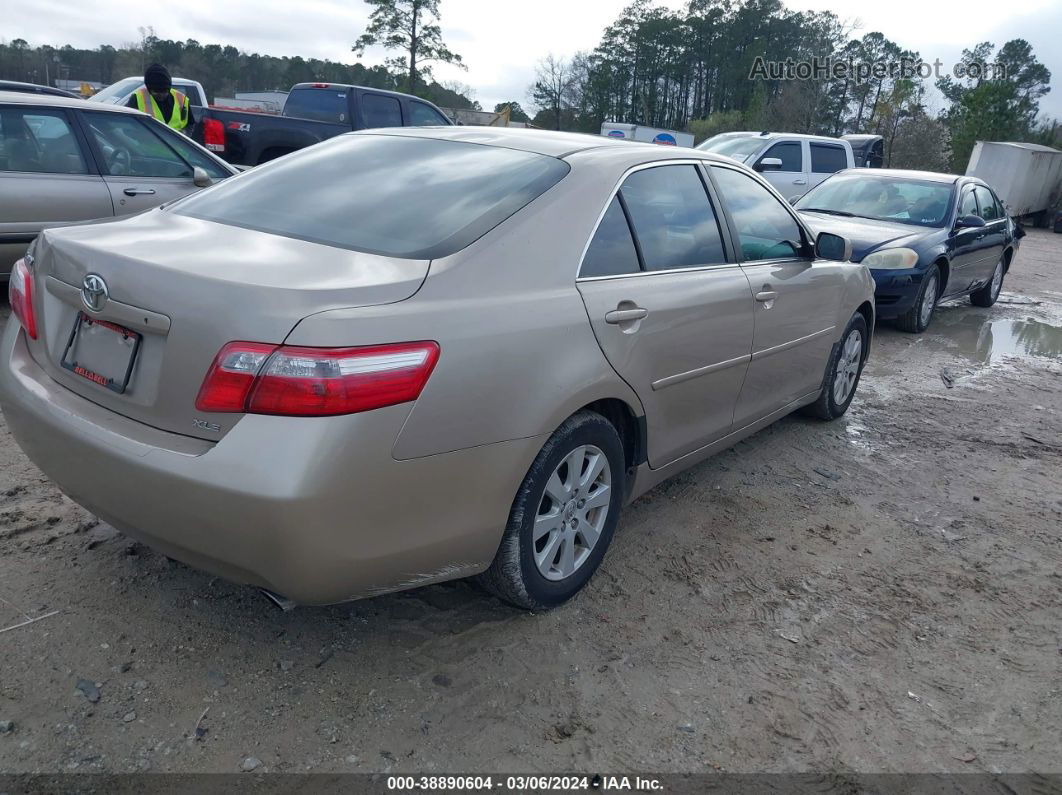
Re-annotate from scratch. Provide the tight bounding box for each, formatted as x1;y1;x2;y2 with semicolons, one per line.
478;411;625;611
895;263;940;333
971;257;1004;307
802;312;868;421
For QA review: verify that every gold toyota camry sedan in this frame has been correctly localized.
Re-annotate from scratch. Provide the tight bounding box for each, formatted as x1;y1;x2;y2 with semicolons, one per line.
1;127;875;610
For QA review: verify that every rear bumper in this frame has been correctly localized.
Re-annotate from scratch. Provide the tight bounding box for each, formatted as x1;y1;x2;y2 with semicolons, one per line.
870;268;923;319
0;323;539;604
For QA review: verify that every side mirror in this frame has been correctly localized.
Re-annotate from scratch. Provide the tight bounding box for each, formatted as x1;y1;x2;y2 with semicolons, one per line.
787;195;801;205
816;232;852;262
755;156;783;172
192;166;213;188
955;214;986;230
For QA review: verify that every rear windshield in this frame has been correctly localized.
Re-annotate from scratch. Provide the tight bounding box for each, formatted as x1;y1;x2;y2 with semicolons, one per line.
283;88;350;123
172;134;570;258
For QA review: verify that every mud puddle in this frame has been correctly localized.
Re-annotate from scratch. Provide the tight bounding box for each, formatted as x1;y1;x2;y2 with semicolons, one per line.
931;310;1062;365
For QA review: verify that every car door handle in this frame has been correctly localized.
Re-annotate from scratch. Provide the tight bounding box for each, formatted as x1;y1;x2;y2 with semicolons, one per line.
755;290;778;302
123;188;156;196
604;307;648;324
792;179;807;185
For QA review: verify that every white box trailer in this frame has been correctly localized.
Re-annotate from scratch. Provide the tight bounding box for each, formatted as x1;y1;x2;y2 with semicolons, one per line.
601;122;694;148
966;141;1062;225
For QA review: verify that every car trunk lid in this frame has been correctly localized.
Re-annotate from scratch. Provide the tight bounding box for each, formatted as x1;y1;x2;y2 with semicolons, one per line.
26;212;429;440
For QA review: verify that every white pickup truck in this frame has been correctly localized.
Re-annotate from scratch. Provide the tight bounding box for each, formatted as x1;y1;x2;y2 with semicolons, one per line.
89;76;209;108
696;131;873;199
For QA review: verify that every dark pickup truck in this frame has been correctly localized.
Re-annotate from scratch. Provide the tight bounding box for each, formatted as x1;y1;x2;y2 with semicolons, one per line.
196;83;453;166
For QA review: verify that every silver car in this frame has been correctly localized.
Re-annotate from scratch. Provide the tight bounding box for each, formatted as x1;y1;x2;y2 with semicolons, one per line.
0;128;875;609
0;90;236;280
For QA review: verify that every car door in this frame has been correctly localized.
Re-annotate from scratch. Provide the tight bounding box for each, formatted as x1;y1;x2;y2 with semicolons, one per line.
576;163;756;468
0;105;113;277
77;110;224;216
709;164;844;428
808;142;848;190
947;184;985;296
754;140;807;198
973;185;1007;282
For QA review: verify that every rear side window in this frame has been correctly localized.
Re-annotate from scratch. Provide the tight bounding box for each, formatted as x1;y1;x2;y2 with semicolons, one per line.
810;143;847;174
173;134;570;259
760;141;802;172
283;88;349;124
619;165;726;271
580;197;640;277
362;94;403;128
711;166;804;261
410;101;450;126
0;108;87;174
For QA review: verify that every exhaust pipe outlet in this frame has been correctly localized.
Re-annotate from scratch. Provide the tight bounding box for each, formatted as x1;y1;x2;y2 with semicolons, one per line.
259;588;297;612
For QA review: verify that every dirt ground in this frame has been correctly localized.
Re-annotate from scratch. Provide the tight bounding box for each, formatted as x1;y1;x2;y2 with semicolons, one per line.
0;230;1059;777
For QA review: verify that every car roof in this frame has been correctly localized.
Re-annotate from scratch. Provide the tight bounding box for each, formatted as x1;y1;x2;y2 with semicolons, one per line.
0;90;143;113
714;131;848;143
839;168;962;184
354;125;729;161
0;80;80;98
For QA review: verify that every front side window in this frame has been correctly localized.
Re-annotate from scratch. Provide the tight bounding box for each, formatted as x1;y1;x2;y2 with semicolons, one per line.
619;165;726;271
151;122;231;180
760;141;802;172
974;186;1001;221
958;188;978;218
810;143;847;174
580;196;640;278
0;108;87;174
410;102;450;126
173;134;570;259
712;166;804;261
362;94;403;128
84;112;192;178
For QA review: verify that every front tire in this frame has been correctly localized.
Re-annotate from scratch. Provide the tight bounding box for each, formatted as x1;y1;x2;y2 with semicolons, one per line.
895;263;940;334
971;257;1004;307
803;312;868;421
479;411;625;610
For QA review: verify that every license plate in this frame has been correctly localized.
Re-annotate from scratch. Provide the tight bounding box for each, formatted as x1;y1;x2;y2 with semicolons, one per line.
61;313;141;394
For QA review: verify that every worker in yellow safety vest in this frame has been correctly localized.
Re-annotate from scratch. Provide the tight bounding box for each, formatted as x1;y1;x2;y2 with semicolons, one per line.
126;63;194;133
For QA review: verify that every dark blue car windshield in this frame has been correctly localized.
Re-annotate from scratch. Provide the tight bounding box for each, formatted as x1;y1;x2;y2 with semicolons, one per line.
173;134;570;258
797;173;954;227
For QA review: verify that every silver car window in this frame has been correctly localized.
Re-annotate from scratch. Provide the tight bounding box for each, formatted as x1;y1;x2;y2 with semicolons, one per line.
0;108;87;175
619;165;726;271
580;196;640;278
711;166;804;261
83;112;193;178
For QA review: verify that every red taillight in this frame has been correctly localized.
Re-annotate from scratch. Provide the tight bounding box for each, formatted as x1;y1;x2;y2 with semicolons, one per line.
202;118;225;152
8;258;37;340
196;341;439;417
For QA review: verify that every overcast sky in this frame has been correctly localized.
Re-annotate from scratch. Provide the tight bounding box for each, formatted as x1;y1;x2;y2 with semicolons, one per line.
3;0;1059;118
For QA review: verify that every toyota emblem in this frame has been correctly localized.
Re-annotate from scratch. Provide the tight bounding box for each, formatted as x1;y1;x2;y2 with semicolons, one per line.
81;274;109;313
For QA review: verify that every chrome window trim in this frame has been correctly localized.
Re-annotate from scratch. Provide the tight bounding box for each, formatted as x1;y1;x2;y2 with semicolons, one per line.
575;158;734;282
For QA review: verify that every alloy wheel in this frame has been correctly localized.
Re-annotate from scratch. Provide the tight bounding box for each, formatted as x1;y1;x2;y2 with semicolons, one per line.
832;329;863;405
990;260;1004;299
920;274;938;328
534;445;612;581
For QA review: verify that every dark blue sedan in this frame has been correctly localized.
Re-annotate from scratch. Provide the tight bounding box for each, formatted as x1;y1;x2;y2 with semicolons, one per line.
796;169;1021;333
